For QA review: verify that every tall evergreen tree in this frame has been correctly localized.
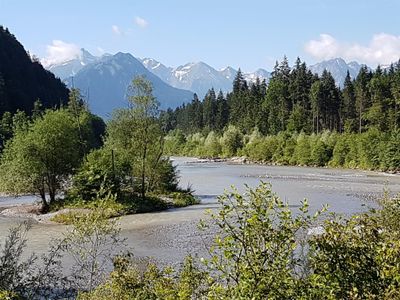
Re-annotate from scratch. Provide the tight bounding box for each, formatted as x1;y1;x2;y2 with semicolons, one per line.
341;71;357;132
203;89;217;131
367;70;391;131
215;90;229;131
229;70;248;128
310;80;323;134
187;93;203;133
355;65;372;133
320;70;340;131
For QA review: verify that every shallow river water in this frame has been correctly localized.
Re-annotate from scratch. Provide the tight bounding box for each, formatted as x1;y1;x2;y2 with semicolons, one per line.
0;157;399;266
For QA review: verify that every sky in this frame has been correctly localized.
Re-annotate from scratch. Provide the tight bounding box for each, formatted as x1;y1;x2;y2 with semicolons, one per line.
1;0;400;71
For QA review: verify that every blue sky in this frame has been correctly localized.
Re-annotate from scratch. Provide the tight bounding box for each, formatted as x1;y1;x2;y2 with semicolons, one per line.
1;0;399;71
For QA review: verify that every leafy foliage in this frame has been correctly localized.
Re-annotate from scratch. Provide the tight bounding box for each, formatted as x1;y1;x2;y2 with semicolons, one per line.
2;183;400;299
81;183;400;299
165;128;399;171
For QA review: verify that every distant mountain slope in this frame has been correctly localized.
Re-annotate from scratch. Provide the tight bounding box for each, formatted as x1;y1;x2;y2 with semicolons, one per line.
47;49;99;80
0;26;69;116
309;58;364;87
141;58;173;82
64;53;194;117
141;58;270;98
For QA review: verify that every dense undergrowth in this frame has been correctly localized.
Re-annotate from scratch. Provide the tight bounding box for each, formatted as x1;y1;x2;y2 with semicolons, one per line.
165;127;400;172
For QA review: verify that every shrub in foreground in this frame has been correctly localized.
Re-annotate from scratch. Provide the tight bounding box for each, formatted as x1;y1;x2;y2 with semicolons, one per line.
3;183;400;299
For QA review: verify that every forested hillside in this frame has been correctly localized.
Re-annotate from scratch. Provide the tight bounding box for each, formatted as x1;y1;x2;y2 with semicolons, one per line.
163;57;400;135
162;57;400;171
0;26;69;116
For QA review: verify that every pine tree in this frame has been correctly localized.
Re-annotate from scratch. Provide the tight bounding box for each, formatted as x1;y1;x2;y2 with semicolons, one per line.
390;68;400;130
203;89;217;131
288;58;312;132
215;91;229;131
367;70;390;131
355;66;372;133
320;70;340;131
229;69;248;128
187;94;203;133
310;80;322;134
342;71;357;132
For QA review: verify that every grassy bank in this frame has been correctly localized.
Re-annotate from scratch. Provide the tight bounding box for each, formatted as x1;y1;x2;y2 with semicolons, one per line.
50;191;199;224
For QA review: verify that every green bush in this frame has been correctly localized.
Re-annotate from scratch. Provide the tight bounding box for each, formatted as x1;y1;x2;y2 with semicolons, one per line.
67;147;120;203
164;129;187;155
170;192;199;207
202;131;221;158
310;138;330;166
381;129;400;171
292;132;312;165
166;126;399;171
0;290;19;300
220;125;243;157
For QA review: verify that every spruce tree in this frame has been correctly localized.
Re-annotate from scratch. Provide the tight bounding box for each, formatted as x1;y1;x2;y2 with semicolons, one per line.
342;71;357;132
215;90;229;131
355;66;372;133
203;89;217;131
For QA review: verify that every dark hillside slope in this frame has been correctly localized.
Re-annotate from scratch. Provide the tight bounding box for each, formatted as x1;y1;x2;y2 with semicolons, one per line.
0;26;69;116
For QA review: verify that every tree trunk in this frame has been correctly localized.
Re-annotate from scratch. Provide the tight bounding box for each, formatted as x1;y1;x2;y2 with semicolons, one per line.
38;178;49;213
47;175;56;206
49;187;56;204
39;189;49;213
141;144;147;201
359;101;362;133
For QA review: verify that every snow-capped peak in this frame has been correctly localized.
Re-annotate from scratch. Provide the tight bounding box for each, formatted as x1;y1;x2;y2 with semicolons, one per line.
45;48;99;79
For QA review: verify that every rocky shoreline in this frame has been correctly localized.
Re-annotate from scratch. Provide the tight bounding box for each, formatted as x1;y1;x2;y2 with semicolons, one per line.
0;203;89;224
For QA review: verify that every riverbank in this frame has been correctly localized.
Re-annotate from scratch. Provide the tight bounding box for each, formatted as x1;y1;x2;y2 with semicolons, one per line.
0;192;199;224
177;155;400;175
0;203;93;224
165;129;400;174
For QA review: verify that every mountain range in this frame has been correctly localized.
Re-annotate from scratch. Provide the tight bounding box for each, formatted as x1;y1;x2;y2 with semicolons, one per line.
46;49;374;117
140;58;270;98
309;58;365;87
47;48;100;80
62;52;194;117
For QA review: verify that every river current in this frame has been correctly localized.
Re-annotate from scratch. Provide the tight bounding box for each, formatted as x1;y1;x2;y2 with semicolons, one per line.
0;157;399;266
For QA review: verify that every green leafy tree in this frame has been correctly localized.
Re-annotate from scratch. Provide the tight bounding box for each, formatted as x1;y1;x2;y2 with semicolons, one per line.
220;125;243;156
107;76;165;200
0;109;81;211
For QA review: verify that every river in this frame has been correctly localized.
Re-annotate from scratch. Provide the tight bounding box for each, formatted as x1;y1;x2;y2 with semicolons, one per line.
0;157;399;267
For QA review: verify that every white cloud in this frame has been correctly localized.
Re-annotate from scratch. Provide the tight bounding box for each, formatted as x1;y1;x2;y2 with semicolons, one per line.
305;33;400;66
41;40;81;67
135;16;148;28
112;25;122;35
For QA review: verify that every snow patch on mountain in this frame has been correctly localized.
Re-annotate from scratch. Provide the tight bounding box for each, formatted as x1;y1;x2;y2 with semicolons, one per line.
141;59;270;98
47;48;99;80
